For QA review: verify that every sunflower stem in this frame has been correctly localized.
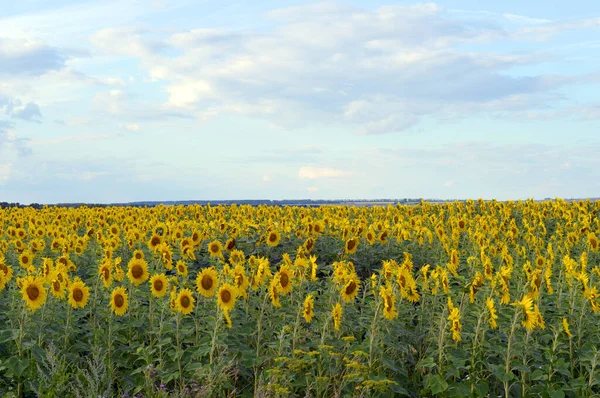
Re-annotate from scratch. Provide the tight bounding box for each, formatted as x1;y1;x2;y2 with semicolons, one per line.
209;301;222;365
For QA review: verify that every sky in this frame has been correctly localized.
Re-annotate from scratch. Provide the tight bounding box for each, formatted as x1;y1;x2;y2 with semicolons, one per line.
1;0;599;204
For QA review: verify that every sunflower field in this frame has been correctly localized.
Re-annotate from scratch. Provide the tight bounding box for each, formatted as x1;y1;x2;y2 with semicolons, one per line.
1;199;600;397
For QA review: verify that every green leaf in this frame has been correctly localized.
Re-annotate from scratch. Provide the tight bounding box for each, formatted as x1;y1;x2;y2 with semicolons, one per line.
547;388;565;398
417;357;437;369
475;381;489;397
426;374;448;395
5;356;29;377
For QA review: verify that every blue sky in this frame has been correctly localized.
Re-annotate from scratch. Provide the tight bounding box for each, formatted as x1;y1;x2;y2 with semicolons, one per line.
1;0;599;203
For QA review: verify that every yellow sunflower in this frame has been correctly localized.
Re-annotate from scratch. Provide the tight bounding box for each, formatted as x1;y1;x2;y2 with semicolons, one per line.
276;265;293;295
127;258;149;286
225;237;236;251
332;302;343;331
110;286;129;316
176;260;188;277
303;294;315;323
175;288;195;315
150;273;169;298
196;267;219;298
98;261;112;288
68;280;90;309
217;283;237;313
345;237;358;255
21;275;47;312
148;234;162;251
50;278;66;299
266;230;280;247
132;249;145;260
19;250;34;269
340;274;360;303
207;240;224;259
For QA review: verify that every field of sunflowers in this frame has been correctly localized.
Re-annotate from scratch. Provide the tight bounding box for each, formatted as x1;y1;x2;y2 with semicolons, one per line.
0;199;600;397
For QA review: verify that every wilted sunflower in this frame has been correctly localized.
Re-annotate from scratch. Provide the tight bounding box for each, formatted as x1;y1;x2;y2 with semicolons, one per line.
175;288;195;315
127;258;149;286
266;230;280;247
195;267;218;298
217;283;237;313
21;275;47;312
110;286;128;316
68;280;90;309
303;294;315;323
345;237;358;255
207;240;223;259
150;273;169;298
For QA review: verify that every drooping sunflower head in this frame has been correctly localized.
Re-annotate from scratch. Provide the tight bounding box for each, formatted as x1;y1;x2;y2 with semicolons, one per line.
150;273;169;298
110;286;128;316
68;280;90;309
217;283;237;313
127;258;149;286
176;288;195;315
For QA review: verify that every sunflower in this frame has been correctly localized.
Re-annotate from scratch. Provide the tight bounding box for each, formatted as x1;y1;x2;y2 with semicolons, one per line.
127;258;149;286
148;234;162;251
21;275;47;312
340;275;360;303
303;294;314;323
217;283;237;313
332;302;343;331
175;288;195;315
589;233;599;252
269;276;281;308
0;262;14;282
344;237;358;255
19;250;34;269
150;273;169;298
380;285;397;320
266;230;280;247
132;249;145;260
195;267;218;298
207;240;223;259
225;238;236;251
110;286;129;316
68;280;90;309
98;261;112;288
276;265;293;295
175;260;188;277
50;278;66;299
365;230;376;245
232;264;249;298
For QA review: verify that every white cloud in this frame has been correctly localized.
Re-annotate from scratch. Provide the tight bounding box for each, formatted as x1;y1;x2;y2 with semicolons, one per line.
306;186;319;192
83;2;591;134
122;123;140;132
0;163;12;184
262;175;272;182
298;166;351;179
